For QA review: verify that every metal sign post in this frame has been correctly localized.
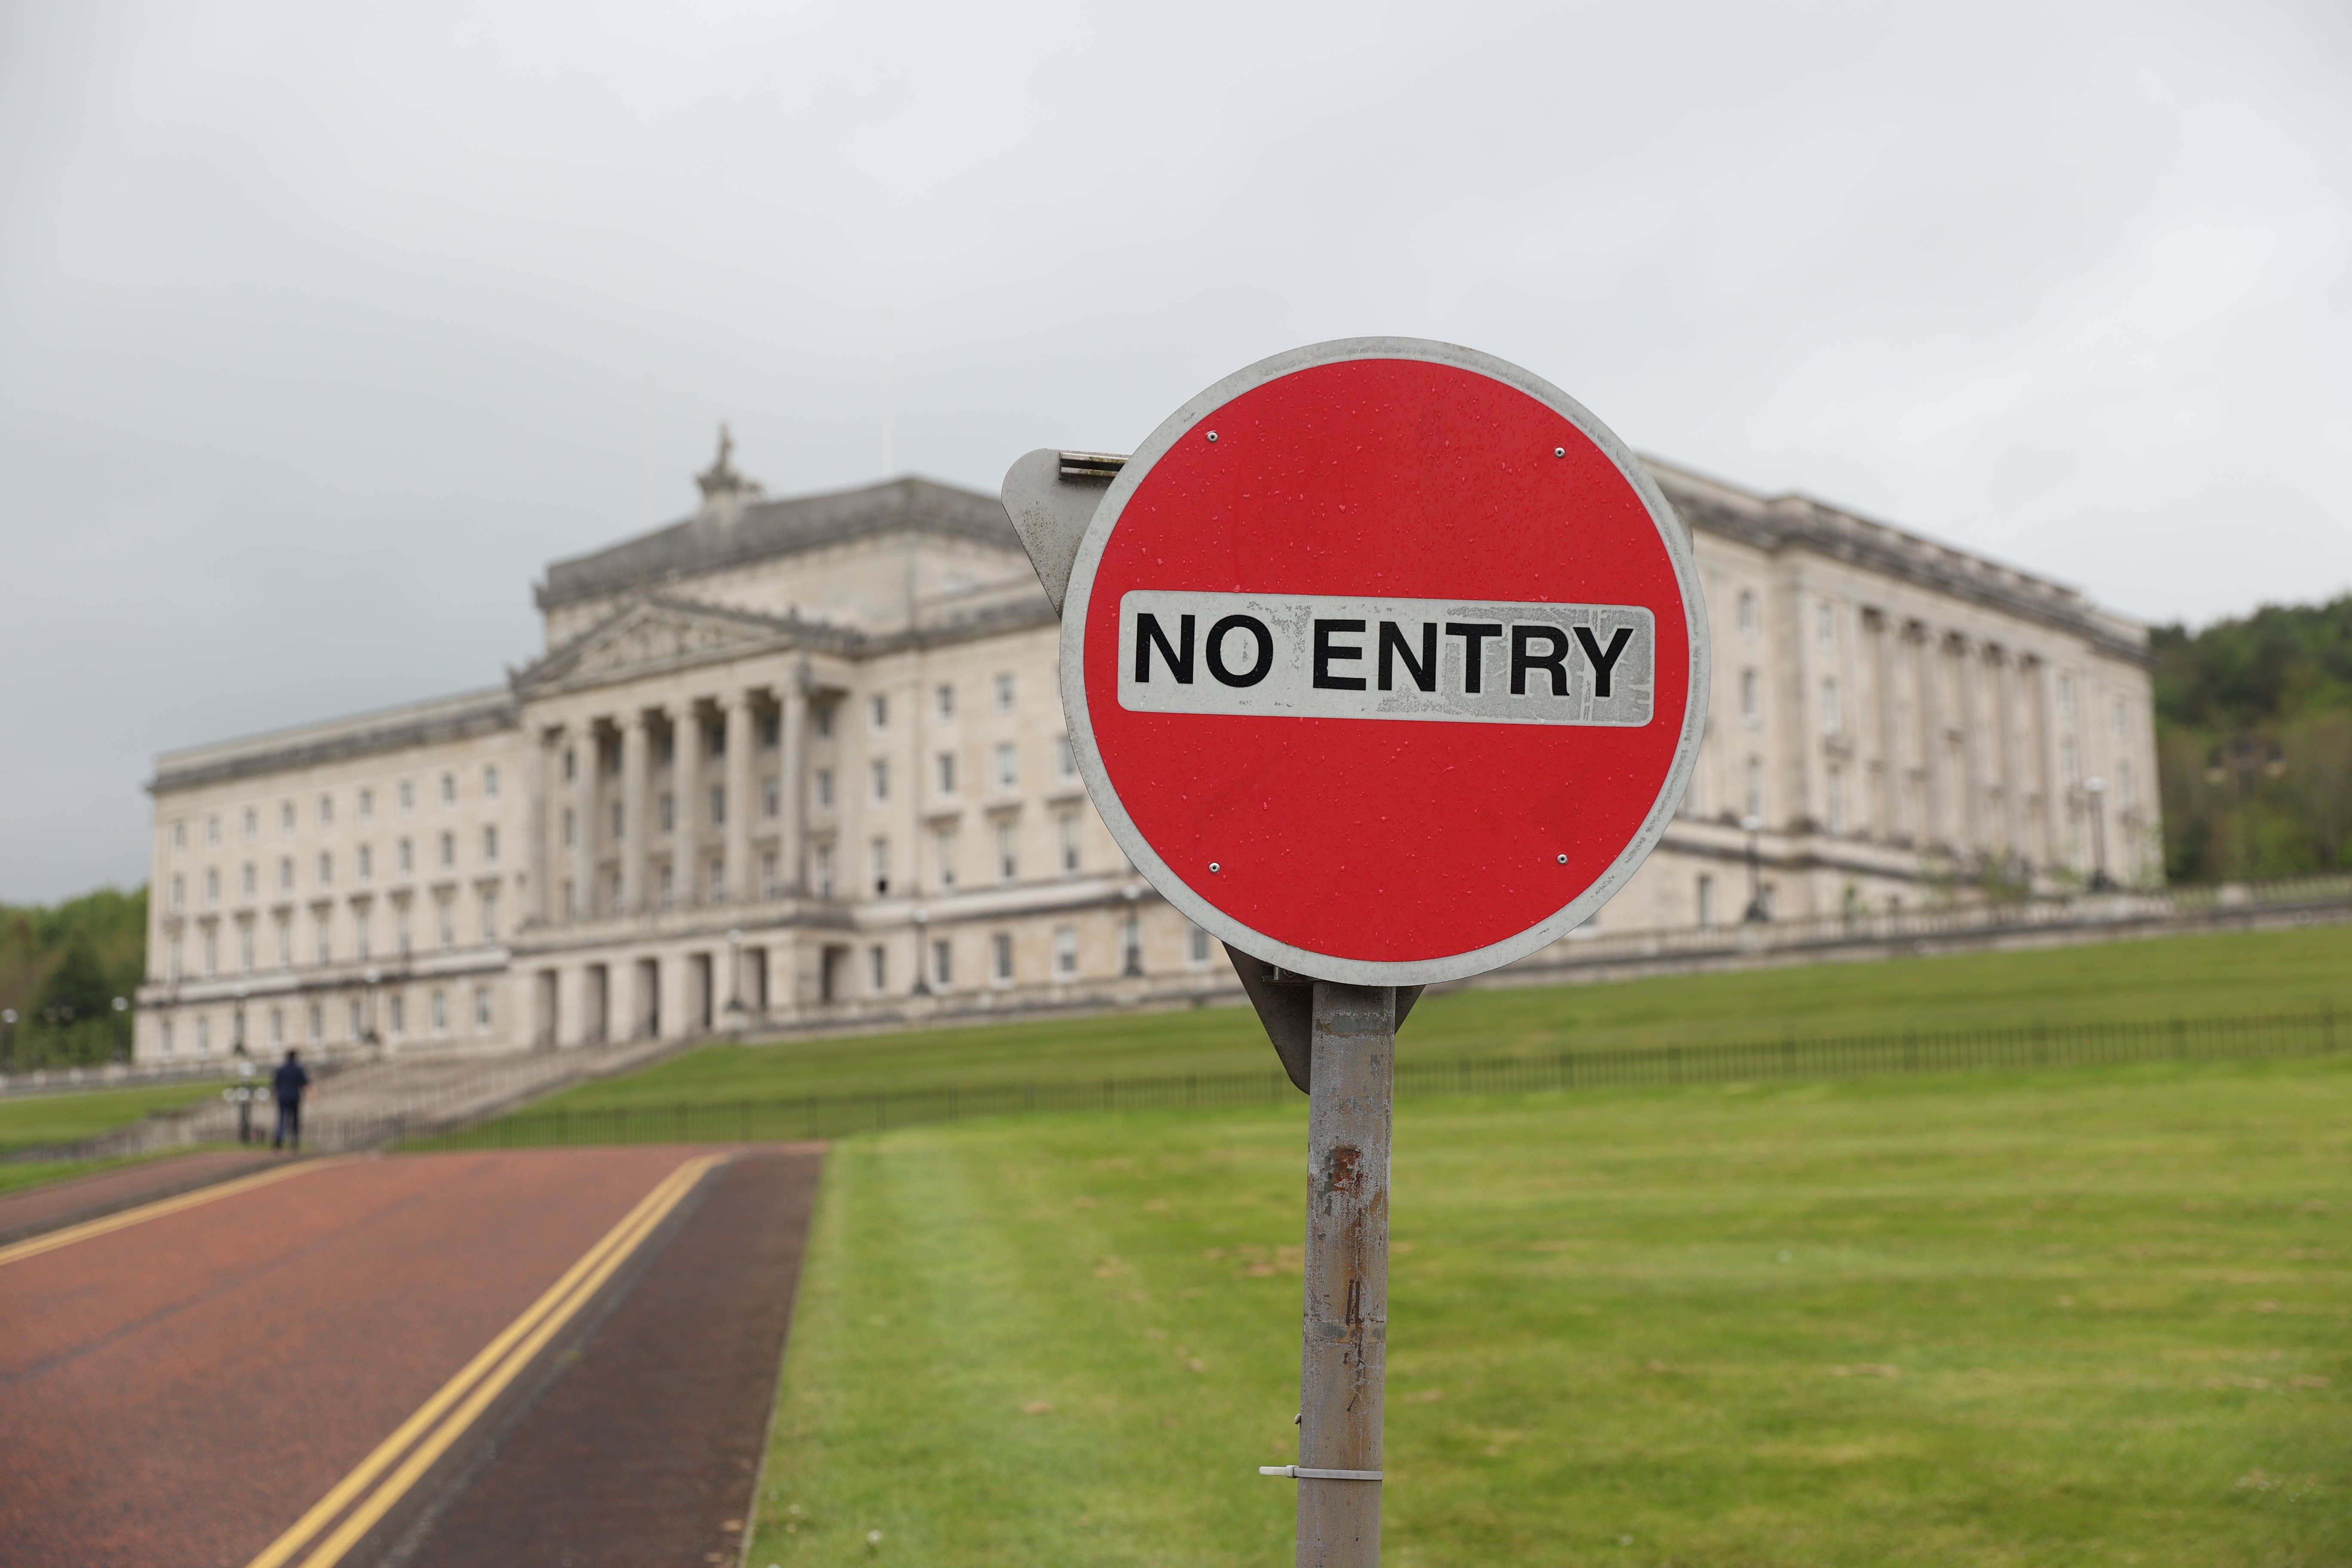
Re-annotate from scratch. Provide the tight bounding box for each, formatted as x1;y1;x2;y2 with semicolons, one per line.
1005;337;1710;1568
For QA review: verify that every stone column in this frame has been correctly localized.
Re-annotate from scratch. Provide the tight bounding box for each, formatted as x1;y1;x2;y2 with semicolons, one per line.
621;711;649;914
1953;635;1984;854
723;692;754;903
525;729;550;927
1913;625;1944;846
571;723;597;922
780;684;808;893
1994;651;2024;857
675;703;703;906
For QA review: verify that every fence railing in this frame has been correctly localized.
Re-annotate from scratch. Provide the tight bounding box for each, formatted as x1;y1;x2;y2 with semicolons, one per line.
406;1007;2344;1152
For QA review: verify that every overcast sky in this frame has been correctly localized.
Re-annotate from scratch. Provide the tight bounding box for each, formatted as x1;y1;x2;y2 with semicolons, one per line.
2;0;2346;903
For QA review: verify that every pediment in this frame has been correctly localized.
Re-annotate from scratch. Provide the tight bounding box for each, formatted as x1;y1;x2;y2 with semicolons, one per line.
516;595;796;693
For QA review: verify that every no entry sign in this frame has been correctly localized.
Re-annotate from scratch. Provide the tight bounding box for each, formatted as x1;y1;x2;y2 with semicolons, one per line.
1058;338;1709;986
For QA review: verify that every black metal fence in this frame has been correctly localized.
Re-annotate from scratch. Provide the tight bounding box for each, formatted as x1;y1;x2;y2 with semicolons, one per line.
404;1007;2345;1152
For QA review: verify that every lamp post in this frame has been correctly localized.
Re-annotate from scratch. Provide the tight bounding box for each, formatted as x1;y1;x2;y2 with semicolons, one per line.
362;966;382;1055
2084;777;2115;891
910;910;931;996
111;995;129;1063
1740;814;1770;923
232;985;248;1053
2;1009;15;1075
726;928;747;1019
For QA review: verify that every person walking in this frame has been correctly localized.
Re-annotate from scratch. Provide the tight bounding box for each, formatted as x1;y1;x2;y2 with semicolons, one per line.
271;1048;311;1152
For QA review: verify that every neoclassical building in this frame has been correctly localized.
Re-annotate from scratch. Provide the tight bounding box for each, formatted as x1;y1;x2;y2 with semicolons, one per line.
136;437;2159;1061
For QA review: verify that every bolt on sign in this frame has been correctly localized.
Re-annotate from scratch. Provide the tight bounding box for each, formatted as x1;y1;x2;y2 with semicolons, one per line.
1003;337;1710;1566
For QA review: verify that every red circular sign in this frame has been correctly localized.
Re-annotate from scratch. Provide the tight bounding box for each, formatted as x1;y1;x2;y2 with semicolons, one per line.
1061;339;1708;985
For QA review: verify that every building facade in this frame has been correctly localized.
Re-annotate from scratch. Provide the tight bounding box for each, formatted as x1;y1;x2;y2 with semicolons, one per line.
136;438;2160;1062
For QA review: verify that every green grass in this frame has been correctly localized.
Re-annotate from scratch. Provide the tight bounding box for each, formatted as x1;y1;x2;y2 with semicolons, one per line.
0;1080;223;1156
0;1154;164;1198
748;1057;2351;1565
542;924;2352;1112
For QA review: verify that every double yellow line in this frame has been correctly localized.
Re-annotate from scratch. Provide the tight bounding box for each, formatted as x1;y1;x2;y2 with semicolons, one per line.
0;1160;334;1271
245;1153;725;1568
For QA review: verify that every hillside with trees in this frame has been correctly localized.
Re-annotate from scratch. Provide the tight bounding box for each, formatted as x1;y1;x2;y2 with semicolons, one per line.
0;888;147;1069
2153;595;2352;883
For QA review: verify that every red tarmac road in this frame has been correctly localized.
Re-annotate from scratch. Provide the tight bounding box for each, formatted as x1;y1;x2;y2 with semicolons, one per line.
0;1147;803;1568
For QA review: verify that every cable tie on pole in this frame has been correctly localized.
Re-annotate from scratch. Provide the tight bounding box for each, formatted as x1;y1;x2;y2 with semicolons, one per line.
1257;1465;1383;1481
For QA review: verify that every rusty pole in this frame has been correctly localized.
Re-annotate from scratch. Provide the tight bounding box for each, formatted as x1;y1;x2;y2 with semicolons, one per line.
1295;980;1393;1566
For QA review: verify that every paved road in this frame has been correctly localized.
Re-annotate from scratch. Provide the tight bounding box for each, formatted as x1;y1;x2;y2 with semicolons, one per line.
0;1147;820;1568
0;1148;282;1246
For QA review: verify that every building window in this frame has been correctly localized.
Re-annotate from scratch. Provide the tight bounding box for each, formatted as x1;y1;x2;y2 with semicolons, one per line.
279;857;293;892
207;813;220;845
936;683;955;719
1741;669;1759;724
932;938;952;988
1057;734;1078;780
937;752;957;794
397;837;412;874
871;760;889;802
269;1006;284;1046
389;992;407;1035
280;802;294;833
1818;602;1835;645
1827;765;1846;833
760;850;780;898
1738;590;1756;636
763;778;780;818
357;909;374;960
483;825;499;863
203;927;217;976
1822;678;1840;735
871;837;891;895
399;779;415;811
308;1002;322;1043
318;794;334;827
870;694;889;730
196;1015;210;1055
935;826;959;889
159;1017;175;1058
710;784;726;826
707;857;723;899
432;989;449;1034
996;821;1018;882
173;820;187;851
995;742;1017;791
562;808;576;848
171;873;184;911
1697;874;1716;929
441;774;456;805
242;862;257;898
357;845;373;883
437;898;454;951
274;915;290;968
348;998;363;1039
168;933;183;979
481;888;499;942
814;844;835;898
760;711;780;748
239;922;254;972
1057;814;1080;875
656;793;673;834
562;750;576;783
206;868;219;906
816;769;835;810
440;831;455;869
869;944;887;992
994;673;1015;712
484;765;499;798
815;703;835;739
475;985;493;1031
992;932;1014;984
1054;925;1078;977
658;864;674;907
359;787;374;819
242;807;257;841
1188;923;1211;965
1745;757;1764;822
314;913;330;965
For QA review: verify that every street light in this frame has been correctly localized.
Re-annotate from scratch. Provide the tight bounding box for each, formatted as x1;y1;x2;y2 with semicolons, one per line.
1;1008;15;1074
1740;815;1770;923
111;995;129;1064
910;910;931;996
2083;777;2115;892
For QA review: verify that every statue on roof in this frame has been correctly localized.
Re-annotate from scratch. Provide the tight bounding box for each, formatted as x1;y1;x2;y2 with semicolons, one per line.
695;422;763;507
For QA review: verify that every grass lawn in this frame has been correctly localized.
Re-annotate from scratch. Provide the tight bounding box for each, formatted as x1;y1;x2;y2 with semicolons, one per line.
0;1154;170;1199
747;1056;2351;1565
545;923;2352;1112
0;1080;223;1157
